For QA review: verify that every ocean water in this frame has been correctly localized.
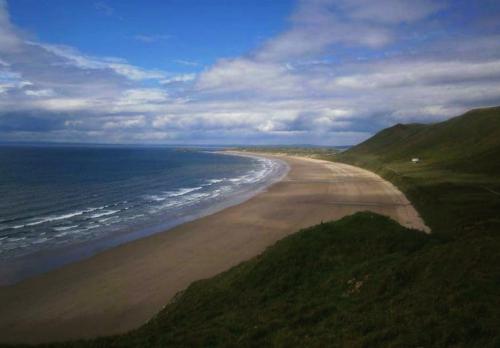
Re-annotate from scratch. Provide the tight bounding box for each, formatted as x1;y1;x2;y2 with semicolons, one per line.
0;145;287;283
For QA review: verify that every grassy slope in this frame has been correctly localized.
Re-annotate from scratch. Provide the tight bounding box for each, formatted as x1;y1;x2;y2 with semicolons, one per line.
342;106;500;175
6;107;500;347
338;106;500;237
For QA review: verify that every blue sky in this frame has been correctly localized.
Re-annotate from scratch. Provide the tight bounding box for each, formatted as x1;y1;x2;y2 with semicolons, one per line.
0;0;500;145
8;1;293;72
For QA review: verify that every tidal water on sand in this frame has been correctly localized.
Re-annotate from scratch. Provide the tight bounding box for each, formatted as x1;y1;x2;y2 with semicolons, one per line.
0;145;287;283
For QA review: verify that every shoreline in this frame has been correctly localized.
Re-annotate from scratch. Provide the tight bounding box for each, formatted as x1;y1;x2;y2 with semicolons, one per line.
0;151;289;286
0;153;427;344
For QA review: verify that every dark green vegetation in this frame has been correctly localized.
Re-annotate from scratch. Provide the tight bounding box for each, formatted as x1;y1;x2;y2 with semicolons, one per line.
7;107;500;347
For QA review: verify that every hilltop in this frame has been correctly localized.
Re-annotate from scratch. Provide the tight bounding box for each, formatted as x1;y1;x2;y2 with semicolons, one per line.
341;106;500;174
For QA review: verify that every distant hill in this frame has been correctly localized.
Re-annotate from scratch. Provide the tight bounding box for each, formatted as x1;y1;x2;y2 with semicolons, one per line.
342;106;500;174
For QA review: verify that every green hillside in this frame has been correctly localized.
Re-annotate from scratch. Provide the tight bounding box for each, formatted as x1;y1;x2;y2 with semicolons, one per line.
342;106;500;174
338;106;500;237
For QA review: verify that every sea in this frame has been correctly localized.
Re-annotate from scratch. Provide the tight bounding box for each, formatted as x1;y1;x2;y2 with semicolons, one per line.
0;144;288;284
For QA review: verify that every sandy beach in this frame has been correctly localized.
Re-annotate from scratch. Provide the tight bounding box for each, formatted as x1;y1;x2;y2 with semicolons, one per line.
0;153;428;344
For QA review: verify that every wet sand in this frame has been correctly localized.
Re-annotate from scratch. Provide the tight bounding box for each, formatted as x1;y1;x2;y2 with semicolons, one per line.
0;154;428;344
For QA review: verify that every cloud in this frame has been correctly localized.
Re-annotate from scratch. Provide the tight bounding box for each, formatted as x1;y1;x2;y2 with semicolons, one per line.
25;88;56;97
189;0;500;139
0;0;499;145
340;0;444;24
196;59;303;97
33;97;92;112
325;60;500;90
34;43;166;80
254;0;445;62
123;89;168;102
0;0;22;53
103;115;146;129
160;73;196;85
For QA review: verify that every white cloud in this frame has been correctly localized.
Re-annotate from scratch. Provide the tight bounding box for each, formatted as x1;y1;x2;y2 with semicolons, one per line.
34;43;166;81
160;73;196;85
0;0;21;53
0;0;499;145
196;58;301;96
340;0;444;24
103;115;146;129
34;98;92;111
25;88;56;97
106;62;165;80
108;89;170;113
253;0;444;62
326;60;500;90
120;88;168;103
0;69;30;93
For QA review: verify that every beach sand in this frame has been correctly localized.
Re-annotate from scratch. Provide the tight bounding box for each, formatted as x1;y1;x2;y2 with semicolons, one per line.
0;154;428;344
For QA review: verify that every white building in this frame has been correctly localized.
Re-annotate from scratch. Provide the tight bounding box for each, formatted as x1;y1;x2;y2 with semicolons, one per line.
411;158;420;163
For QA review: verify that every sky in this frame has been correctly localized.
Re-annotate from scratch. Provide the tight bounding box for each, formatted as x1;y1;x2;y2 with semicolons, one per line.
0;0;500;145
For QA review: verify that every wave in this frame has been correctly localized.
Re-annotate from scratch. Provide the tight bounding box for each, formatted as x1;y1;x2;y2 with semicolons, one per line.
206;178;224;184
145;195;167;202
227;158;276;185
53;225;81;238
32;237;49;245
143;170;273;207
9;206;110;230
145;157;281;215
166;186;203;197
143;186;205;203
90;210;120;219
53;225;79;232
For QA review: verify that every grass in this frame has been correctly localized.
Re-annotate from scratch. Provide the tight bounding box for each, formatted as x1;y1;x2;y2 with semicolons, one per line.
4;107;500;347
